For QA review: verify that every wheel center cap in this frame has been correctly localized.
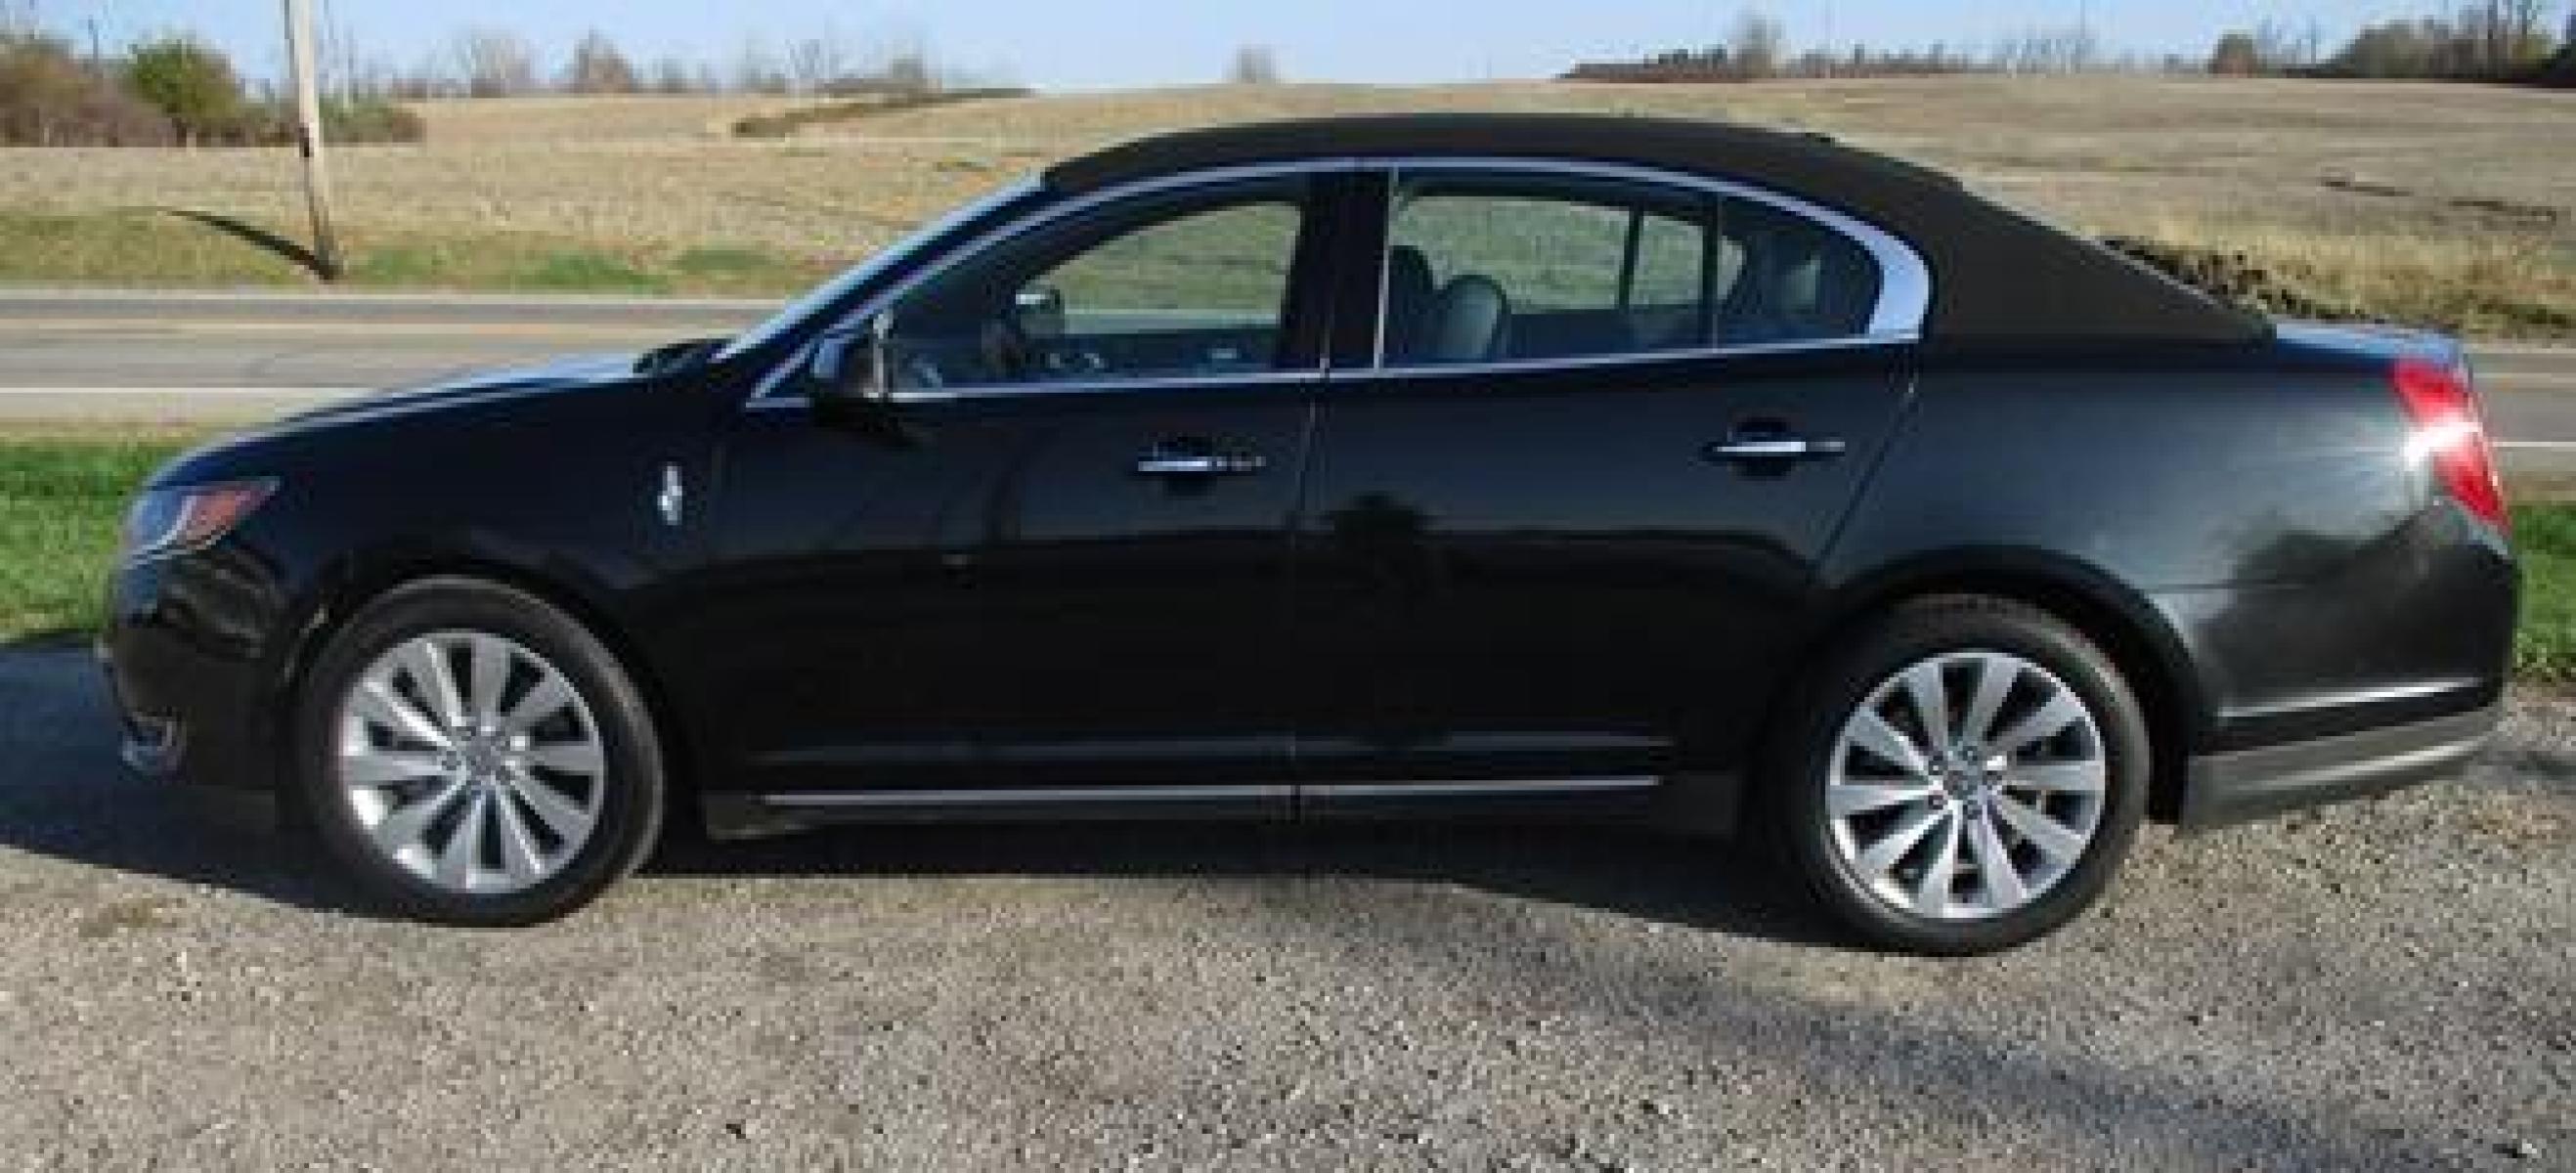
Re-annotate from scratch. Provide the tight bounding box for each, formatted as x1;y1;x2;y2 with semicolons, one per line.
461;738;506;780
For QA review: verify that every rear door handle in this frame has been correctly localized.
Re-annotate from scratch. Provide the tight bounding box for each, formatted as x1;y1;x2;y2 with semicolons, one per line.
1134;444;1266;477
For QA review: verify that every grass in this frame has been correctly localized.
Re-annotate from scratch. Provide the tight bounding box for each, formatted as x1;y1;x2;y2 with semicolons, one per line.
2511;502;2576;682
0;437;191;642
7;433;2576;687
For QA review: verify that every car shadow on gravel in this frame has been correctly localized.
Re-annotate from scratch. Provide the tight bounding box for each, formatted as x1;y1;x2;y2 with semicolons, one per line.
646;819;1841;946
0;645;1834;941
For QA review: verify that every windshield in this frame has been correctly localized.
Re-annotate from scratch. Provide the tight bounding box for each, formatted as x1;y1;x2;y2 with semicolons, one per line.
714;176;1045;362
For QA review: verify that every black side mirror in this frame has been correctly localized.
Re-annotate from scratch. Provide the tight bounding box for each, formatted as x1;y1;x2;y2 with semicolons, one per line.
806;316;893;430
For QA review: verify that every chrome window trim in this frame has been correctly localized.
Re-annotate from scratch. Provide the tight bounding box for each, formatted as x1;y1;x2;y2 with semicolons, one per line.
746;153;1932;412
1371;155;1930;369
1327;332;1918;386
764;784;1293;807
1303;777;1659;800
757;776;1659;807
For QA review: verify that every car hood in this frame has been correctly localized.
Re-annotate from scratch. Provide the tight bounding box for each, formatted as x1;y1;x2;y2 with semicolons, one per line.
276;351;648;428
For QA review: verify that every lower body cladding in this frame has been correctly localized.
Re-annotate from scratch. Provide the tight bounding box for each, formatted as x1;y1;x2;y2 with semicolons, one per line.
701;775;1693;840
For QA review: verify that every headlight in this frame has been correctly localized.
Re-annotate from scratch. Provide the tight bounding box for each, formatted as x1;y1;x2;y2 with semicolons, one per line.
121;480;277;564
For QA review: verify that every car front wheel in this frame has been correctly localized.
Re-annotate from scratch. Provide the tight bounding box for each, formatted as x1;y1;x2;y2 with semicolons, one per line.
1772;597;2149;955
293;578;665;926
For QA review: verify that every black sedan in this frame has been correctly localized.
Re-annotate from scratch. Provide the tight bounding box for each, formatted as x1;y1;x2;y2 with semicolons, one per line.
100;114;2515;953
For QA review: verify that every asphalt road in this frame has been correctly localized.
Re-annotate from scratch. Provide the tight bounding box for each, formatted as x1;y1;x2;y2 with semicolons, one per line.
0;645;2569;1168
3;289;2574;469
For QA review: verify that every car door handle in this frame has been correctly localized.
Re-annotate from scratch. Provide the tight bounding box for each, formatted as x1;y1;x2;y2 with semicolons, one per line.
1705;434;1849;463
1134;447;1266;477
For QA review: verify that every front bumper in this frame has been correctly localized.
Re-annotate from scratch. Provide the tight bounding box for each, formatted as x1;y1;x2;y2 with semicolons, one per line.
2179;702;2500;829
98;551;290;796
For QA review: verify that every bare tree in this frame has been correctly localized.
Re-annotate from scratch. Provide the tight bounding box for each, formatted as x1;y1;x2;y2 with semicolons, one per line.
787;31;847;93
1728;10;1785;79
648;56;694;94
564;30;638;94
1227;44;1282;84
452;27;537;98
732;36;787;94
881;51;934;94
1993;24;2100;73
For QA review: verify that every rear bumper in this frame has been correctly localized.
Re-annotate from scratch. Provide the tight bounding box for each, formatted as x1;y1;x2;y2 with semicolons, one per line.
2179;702;2498;829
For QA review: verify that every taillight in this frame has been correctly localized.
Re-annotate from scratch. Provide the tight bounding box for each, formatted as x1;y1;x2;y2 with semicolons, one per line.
2393;356;2508;533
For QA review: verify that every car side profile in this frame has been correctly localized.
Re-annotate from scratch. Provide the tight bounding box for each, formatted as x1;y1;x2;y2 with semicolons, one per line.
100;114;2515;953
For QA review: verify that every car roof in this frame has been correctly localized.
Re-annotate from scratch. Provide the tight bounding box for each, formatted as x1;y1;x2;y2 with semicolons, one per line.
1046;113;2267;346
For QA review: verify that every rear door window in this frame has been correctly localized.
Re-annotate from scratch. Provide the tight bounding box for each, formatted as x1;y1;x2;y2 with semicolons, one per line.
1376;171;1885;368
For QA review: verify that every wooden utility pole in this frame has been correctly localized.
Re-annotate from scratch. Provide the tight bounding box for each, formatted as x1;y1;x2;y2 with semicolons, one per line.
282;0;343;280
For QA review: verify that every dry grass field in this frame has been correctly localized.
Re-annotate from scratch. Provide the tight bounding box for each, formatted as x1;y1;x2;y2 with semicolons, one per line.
3;76;2570;332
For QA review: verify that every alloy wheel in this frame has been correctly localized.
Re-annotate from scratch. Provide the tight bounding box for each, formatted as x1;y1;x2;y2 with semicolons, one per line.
1823;650;2108;921
334;630;608;895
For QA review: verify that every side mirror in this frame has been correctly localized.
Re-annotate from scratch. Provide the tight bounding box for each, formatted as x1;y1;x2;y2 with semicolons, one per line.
805;316;893;429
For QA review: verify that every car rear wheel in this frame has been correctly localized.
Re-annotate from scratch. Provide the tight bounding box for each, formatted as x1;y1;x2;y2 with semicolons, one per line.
1770;597;2149;954
293;578;664;926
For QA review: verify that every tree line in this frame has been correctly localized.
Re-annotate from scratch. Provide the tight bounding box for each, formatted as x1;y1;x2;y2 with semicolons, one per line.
0;25;418;148
2212;1;2572;81
1569;2;2570;84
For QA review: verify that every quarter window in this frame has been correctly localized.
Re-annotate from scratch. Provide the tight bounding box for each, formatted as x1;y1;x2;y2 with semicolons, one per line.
884;182;1311;391
1378;173;1884;367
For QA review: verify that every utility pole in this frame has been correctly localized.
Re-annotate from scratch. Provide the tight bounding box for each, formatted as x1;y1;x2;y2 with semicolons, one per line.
282;0;343;280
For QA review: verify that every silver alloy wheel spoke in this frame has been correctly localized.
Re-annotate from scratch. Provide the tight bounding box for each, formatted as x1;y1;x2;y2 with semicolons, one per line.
1968;808;2029;909
467;634;512;725
1848;711;1933;779
1826;649;2107;922
491;791;548;887
504;674;574;736
341;748;449;788
1991;792;2086;862
437;791;490;890
1992;691;2085;756
508;772;595;841
371;776;468;856
2011;760;2106;795
1911;810;1962;916
1958;655;2017;746
1827;780;1938;818
354;678;453;750
1856;804;1947;878
1900;661;1952;746
399;639;468;729
336;630;608;896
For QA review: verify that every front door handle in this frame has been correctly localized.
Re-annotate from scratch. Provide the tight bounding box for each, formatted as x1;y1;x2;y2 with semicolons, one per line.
1135;443;1266;478
1705;436;1849;461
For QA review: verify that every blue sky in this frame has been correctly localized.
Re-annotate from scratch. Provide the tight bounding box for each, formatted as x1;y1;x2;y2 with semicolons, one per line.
61;1;2469;89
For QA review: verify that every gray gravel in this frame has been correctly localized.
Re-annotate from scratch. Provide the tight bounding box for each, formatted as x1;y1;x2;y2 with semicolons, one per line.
1;645;2569;1170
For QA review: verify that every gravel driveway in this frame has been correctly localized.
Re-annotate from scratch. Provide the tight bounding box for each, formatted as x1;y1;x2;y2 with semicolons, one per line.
0;645;2568;1171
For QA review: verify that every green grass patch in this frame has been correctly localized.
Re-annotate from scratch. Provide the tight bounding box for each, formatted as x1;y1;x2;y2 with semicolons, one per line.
0;437;192;642
517;251;670;294
2511;501;2576;682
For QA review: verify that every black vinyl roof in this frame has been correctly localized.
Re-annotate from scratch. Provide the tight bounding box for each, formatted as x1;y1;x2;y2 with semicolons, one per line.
1045;113;2267;345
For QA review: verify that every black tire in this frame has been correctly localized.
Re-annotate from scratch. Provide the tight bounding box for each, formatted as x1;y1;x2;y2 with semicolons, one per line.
292;577;665;926
1767;595;2149;955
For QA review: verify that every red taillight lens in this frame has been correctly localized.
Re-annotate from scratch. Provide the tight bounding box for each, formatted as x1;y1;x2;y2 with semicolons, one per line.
2392;356;2507;533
